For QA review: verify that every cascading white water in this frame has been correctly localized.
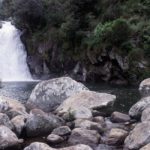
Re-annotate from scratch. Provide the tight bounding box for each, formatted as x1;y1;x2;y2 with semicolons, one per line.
0;21;32;81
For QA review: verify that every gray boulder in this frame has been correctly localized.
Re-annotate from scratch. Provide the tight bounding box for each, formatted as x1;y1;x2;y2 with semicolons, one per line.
27;77;88;112
0;125;23;149
140;143;150;150
105;128;128;145
124;122;150;149
0;113;14;130
57;91;116;116
139;78;150;97
68;128;100;148
26;110;64;137
141;107;150;122
129;96;150;119
11;115;26;137
75;119;104;134
52;126;71;136
24;142;53;150
24;142;92;150
111;112;130;123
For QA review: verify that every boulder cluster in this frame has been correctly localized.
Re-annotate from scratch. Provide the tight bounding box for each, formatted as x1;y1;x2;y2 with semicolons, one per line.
0;77;150;150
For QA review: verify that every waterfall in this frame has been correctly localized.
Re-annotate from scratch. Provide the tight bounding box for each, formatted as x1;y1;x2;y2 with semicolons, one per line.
0;21;32;81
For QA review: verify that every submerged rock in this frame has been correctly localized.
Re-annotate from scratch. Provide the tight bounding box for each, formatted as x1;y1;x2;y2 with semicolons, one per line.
139;78;150;97
56;91;116;117
68;128;100;148
27;77;88;112
129;96;150;119
124;122;150;149
0;125;23;149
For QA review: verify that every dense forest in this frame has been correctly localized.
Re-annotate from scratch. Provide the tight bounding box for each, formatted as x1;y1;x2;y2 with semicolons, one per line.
0;0;150;84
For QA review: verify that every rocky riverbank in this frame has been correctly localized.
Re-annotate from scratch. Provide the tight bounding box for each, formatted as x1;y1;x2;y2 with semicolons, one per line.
0;77;150;150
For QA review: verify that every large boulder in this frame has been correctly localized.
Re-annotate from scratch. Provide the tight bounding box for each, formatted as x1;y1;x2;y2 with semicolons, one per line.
56;91;116;116
0;125;23;149
139;78;150;97
124;122;150;149
129;96;150;119
60;144;93;150
68;128;100;148
27;77;88;112
141;107;150;122
26;109;64;137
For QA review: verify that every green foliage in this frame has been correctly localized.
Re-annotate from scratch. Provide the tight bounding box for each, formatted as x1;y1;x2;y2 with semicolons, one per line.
0;0;149;82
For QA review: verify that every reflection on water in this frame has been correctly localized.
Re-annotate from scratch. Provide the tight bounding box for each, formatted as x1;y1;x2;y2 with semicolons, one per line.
0;81;140;113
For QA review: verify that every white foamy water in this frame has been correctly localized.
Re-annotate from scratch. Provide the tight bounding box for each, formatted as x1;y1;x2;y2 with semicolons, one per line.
0;21;32;81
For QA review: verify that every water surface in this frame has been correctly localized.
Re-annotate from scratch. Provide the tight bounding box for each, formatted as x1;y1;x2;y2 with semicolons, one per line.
0;81;140;113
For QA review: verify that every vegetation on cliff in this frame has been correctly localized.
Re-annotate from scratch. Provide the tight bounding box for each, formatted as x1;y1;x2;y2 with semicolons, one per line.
0;0;149;83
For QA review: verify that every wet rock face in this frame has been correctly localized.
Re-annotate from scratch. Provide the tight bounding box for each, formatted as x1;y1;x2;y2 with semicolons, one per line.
139;78;150;98
124;122;150;150
27;77;88;112
56;91;116;117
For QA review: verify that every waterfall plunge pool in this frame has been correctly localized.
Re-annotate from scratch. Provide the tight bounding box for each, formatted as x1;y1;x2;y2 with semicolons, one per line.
0;81;140;113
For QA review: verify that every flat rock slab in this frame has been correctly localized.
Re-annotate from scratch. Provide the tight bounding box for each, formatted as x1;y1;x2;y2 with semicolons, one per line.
27;77;88;112
56;91;116;116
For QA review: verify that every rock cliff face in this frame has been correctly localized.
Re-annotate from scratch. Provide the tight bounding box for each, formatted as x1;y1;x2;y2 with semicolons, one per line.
23;31;140;84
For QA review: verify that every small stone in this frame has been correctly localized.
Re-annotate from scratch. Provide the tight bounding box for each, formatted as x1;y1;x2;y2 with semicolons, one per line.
52;126;71;136
106;128;128;145
47;134;64;144
68;128;100;148
111;112;130;123
93;116;105;127
141;107;150;122
75;119;104;134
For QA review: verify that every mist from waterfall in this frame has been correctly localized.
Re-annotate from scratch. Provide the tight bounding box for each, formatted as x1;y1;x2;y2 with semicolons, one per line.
0;21;32;81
